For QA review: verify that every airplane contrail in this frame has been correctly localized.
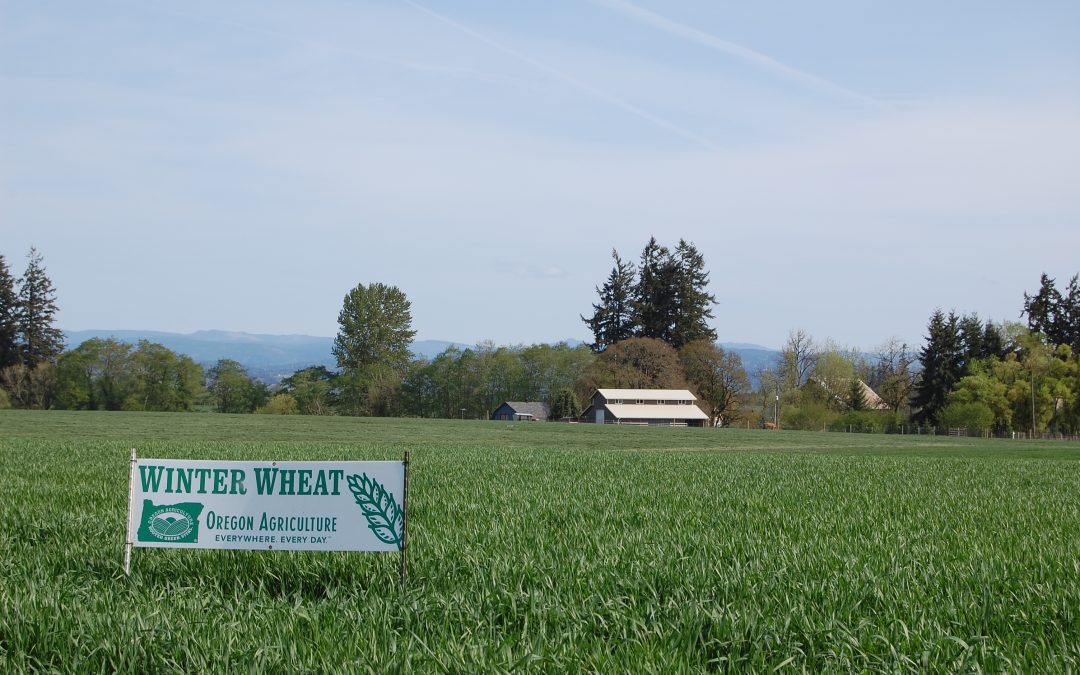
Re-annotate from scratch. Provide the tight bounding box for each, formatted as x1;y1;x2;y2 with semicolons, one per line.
589;0;885;109
398;0;719;150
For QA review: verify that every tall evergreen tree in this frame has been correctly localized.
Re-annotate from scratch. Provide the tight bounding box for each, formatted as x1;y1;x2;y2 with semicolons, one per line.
16;247;64;366
585;237;717;351
981;321;1008;360
848;378;868;411
1062;274;1080;352
581;250;637;352
0;255;19;369
1023;273;1068;346
1022;272;1080;352
911;310;962;426
958;313;984;370
633;237;678;343
670;239;717;348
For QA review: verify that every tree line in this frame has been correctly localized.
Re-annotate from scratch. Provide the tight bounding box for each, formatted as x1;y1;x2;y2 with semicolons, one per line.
3;243;1077;436
758;274;1080;436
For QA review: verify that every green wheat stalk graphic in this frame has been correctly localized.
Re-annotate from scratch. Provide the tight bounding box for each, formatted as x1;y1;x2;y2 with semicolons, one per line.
347;473;403;548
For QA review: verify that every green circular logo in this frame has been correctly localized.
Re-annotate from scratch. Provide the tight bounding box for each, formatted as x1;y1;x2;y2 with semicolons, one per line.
147;506;196;541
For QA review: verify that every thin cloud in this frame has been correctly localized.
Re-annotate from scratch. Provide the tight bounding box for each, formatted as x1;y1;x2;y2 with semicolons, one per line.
589;0;885;109
114;0;541;91
398;0;718;150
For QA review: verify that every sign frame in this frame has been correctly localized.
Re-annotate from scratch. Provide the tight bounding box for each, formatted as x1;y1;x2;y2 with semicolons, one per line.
122;449;411;588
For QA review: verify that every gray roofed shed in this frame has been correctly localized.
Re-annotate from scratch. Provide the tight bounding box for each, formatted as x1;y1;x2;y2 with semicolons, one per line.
491;401;551;421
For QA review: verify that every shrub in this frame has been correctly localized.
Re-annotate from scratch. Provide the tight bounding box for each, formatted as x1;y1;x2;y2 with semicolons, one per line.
939;401;994;436
257;393;299;415
783;403;837;431
828;410;895;433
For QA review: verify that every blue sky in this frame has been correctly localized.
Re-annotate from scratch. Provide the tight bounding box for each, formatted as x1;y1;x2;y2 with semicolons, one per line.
2;0;1078;350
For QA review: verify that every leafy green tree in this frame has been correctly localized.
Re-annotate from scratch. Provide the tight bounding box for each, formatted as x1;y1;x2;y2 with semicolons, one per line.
911;310;962;426
938;401;994;435
583;337;687;390
333;283;415;374
16;247;64;367
281;366;336;415
207;359;266;413
54;339;202;412
333;282;415;416
810;348;855;408
679;340;748;426
53;338;134;410
128;341;203;412
0;254;19;370
400;358;437;418
582;250;637;352
948;359;1014;434
402;342;594;420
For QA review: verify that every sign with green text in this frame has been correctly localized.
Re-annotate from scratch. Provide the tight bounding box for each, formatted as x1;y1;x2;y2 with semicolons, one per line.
126;458;406;554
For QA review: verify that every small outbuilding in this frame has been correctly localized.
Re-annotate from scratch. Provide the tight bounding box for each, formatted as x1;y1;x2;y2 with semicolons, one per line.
580;389;709;427
491;401;551;422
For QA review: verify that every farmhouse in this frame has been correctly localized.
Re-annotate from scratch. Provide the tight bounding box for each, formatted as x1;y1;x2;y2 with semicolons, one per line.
806;378;891;411
580;389;709;427
490;401;551;422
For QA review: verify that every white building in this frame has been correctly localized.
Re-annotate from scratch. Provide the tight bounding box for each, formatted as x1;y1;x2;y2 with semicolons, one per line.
580;389;709;427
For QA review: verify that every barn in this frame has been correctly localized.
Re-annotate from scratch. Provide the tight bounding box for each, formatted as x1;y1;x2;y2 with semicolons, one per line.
490;401;551;422
580;389;709;427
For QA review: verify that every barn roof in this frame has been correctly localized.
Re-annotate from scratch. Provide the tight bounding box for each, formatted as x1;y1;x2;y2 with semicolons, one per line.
605;404;709;420
595;389;698;401
498;401;551;419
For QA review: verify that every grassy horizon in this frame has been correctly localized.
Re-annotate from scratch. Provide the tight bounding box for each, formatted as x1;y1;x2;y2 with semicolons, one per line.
2;411;1079;671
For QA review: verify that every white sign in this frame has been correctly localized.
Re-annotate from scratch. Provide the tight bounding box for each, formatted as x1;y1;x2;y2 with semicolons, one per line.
126;457;406;553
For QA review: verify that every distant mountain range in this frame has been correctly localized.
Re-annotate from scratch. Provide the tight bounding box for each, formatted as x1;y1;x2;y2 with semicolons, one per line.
63;329;779;385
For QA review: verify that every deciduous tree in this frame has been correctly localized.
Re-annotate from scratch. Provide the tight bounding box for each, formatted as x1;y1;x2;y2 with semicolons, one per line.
872;338;917;414
281;366;336;415
679;340;748;426
333;282;415;416
582;337;686;390
207;359;267;414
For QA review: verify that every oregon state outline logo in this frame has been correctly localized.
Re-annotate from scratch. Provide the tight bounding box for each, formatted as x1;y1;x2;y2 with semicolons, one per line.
137;500;205;544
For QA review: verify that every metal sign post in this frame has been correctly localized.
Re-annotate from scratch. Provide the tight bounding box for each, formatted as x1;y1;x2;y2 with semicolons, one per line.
123;448;137;577
400;450;410;590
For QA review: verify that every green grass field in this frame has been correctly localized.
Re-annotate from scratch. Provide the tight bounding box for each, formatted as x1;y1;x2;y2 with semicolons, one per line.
2;410;1079;672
